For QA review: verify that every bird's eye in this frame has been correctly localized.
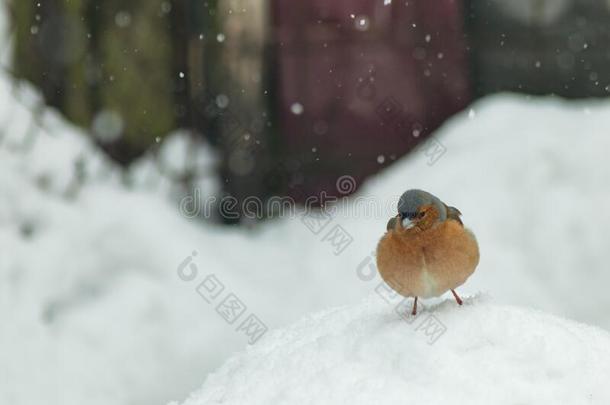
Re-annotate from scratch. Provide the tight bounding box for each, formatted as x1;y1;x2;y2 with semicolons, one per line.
418;211;425;218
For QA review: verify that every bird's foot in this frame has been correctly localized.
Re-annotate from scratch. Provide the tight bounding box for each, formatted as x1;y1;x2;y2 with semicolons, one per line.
451;289;463;305
411;296;418;316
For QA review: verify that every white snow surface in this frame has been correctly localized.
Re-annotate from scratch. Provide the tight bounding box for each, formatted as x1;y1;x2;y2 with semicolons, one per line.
3;83;610;405
180;296;610;405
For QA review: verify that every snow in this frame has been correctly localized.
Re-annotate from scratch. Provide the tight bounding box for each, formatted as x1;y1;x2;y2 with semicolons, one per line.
179;296;610;405
2;5;610;399
4;84;610;404
3;79;610;404
0;73;223;404
127;130;220;202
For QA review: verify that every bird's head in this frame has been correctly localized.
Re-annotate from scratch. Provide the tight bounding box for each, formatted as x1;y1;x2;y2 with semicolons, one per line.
386;189;450;232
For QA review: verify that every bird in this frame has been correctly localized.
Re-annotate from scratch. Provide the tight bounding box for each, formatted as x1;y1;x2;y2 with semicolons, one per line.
376;189;479;315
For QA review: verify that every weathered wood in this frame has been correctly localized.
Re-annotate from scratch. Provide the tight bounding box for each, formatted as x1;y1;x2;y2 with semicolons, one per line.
203;0;274;222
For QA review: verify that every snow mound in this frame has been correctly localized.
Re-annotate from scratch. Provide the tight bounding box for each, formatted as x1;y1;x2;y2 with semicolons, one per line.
181;297;610;405
5;91;610;405
128;130;219;199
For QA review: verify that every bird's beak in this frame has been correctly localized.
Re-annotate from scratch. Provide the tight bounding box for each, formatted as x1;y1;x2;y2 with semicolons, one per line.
401;217;416;229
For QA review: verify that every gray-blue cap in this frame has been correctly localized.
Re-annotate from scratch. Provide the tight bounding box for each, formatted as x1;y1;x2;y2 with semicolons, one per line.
397;189;447;222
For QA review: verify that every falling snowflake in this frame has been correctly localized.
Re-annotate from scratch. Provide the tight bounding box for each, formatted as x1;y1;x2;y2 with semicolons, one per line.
115;11;132;28
354;16;370;31
92;110;124;143
216;94;229;109
290;103;304;115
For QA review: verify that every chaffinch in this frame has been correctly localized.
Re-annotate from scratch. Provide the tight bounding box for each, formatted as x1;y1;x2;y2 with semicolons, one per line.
376;189;480;315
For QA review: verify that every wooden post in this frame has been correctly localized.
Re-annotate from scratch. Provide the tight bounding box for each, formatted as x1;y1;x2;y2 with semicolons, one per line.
203;0;274;222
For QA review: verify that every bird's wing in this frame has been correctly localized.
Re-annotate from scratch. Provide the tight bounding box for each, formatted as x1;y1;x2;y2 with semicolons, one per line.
386;216;397;231
445;204;463;225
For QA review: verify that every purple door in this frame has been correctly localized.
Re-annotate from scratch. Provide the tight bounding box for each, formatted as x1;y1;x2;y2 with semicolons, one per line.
272;0;470;201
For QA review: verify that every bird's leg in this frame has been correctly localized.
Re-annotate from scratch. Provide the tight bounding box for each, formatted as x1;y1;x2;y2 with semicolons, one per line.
411;297;418;316
451;289;463;305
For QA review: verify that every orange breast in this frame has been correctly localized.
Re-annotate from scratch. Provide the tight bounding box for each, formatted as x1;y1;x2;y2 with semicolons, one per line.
376;221;479;298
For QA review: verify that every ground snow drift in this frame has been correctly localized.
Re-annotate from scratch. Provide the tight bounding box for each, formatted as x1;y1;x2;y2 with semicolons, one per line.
4;78;610;405
180;297;610;405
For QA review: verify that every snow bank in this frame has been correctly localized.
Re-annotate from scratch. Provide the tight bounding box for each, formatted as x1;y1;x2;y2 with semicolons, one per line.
4;89;610;405
5;90;610;405
3;9;610;400
0;75;221;404
128;130;220;200
180;296;610;405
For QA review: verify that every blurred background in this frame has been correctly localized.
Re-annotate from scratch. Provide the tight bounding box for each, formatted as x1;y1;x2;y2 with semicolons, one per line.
6;0;610;215
3;1;610;405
